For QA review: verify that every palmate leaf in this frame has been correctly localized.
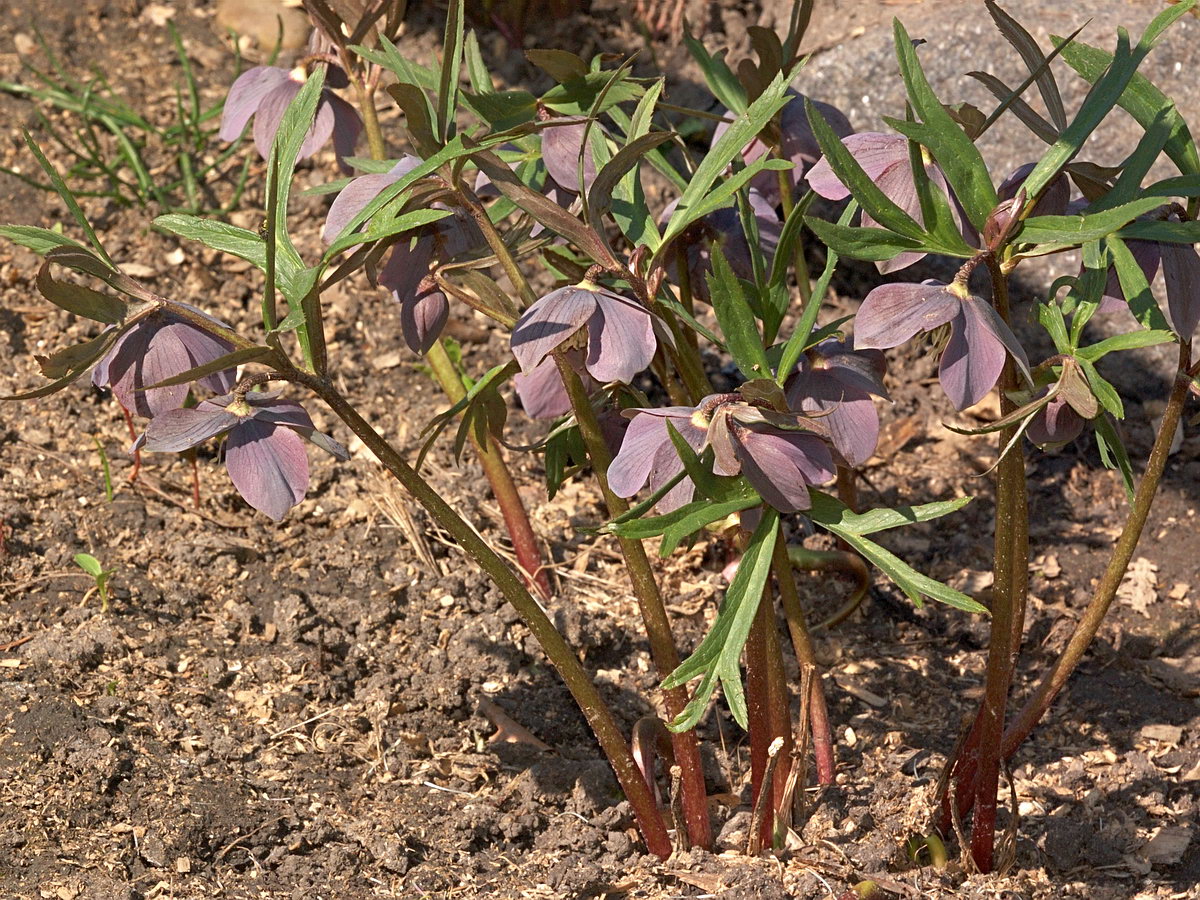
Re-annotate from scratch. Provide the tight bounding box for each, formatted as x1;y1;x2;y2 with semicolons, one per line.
662;508;779;732
1023;0;1196;199
1017;195;1170;246
606;495;760;556
807;491;985;613
803;216;925;262
892;19;998;230
985;0;1067;130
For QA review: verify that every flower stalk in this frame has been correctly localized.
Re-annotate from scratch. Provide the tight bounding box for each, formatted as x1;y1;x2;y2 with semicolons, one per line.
293;369;674;858
554;351;713;850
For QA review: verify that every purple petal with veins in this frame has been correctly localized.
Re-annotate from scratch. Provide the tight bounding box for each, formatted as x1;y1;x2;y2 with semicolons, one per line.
220;67;291;142
251;78;302;160
939;300;1008;410
1026;394;1086;447
510;285;597;373
807;132;908;201
733;428;834;513
585;289;655;383
225;418;309;522
542;119;599;194
142;403;238;452
323;155;423;242
854;281;958;350
1161;241;1200;339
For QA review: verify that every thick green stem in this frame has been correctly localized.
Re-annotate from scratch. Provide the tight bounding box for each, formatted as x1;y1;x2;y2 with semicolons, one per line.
425;341;552;599
772;530;836;784
356;82;387;163
1003;341;1192;754
554;353;713;850
293;370;673;858
455;186;539;309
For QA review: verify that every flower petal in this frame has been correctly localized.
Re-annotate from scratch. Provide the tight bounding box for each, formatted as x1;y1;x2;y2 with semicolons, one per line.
514;355;572;419
142;404;238;452
853;281;958;350
400;285;449;355
324;92;363;172
807;132;908;201
789;370;879;467
251;80;301;160
1162;241;1200;339
542;119;598;194
734;428;834;513
939;301;1008;410
510;286;597;373
609;412;670;498
323;155;423;243
1026;394;1086;447
220;67;291;142
225;419;309;521
585;290;655;383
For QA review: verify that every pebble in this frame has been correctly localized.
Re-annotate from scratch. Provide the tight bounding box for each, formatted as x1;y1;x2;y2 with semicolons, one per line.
215;0;310;53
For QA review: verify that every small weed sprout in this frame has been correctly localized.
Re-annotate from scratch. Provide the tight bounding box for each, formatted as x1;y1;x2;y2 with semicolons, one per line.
73;552;116;613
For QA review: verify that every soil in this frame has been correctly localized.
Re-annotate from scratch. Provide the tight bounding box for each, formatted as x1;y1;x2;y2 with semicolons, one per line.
0;2;1197;899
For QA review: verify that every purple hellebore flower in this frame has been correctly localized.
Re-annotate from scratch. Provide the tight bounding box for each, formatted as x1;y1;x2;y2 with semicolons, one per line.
807;132;974;274
854;279;1029;411
712;90;853;204
1025;391;1086;449
660;189;783;301
92;305;237;418
512;351;598;419
323;155;483;354
541;117;601;196
609;395;836;514
785;339;888;467
996;163;1071;219
220;61;362;172
510;281;656;385
142;391;348;521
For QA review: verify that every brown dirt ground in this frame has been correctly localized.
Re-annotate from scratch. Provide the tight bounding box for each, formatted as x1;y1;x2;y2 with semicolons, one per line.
0;2;1197;899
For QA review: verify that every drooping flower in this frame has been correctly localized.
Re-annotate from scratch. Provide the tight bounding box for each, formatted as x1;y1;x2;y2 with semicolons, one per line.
609;395;836;514
660;189;783;301
510;281;656;385
512;351;599;419
142;391;348;521
712;90;853;204
854;279;1028;410
807;132;974;273
541;117;602;196
1025;392;1087;449
219;57;362;171
785;339;888;467
92;305;238;418
323;155;482;353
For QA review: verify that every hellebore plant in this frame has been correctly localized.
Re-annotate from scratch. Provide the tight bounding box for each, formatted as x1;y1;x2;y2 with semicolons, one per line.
4;0;1200;883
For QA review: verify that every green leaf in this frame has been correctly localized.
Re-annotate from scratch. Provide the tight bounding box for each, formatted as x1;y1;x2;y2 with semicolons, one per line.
607;496;760;552
806;490;972;537
655;74;790;256
806;97;924;241
587;131;673;238
541;72;644;116
387;82;440;157
985;0;1067;130
1018;195;1170;245
0;224;88;256
706;247;771;380
659;158;790;254
154;215;266;268
803;216;925;262
893;19;998;229
1077;329;1175;361
464;30;491;94
143;346;277;390
1116;219;1200;244
21;132;113;267
1056;36;1199;177
681;20;747;114
460;90;536;131
35;259;125;323
526;49;589;83
662;509;779;732
1093;413;1136;501
776;203;856;382
1026;2;1195;197
1076;355;1124;419
73;553;103;577
808;491;985;613
437;0;465;143
470;142;619;270
353;37;440;91
1109;236;1171;331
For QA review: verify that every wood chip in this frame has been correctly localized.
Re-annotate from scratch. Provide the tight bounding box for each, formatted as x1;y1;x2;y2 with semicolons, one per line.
1138;826;1192;865
1140;724;1182;745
